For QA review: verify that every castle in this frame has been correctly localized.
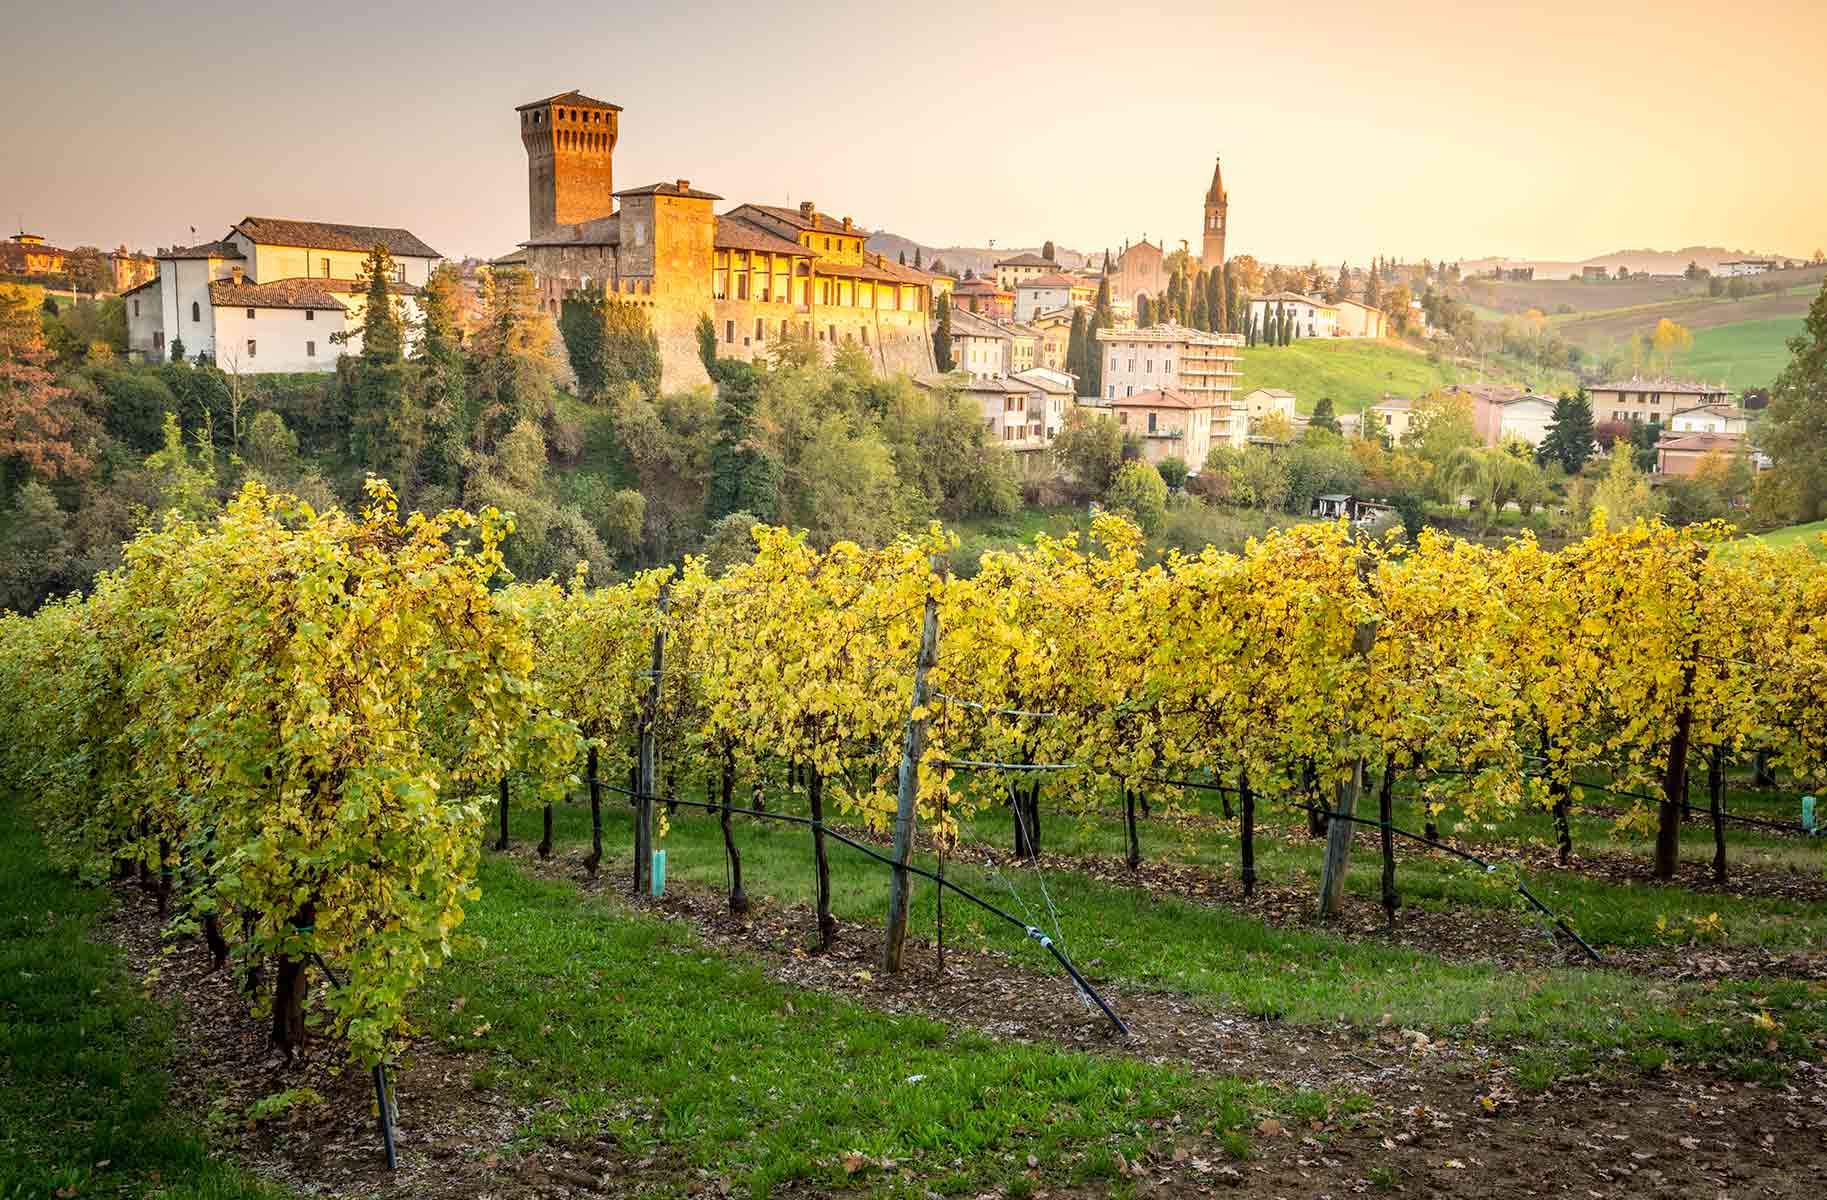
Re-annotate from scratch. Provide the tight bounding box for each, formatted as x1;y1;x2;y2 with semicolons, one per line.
514;90;937;388
1105;158;1227;313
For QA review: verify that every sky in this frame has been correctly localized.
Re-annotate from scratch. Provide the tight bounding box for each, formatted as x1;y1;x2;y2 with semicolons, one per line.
4;0;1824;267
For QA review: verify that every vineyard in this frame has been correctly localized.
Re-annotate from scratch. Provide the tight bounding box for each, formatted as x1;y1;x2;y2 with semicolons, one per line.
3;481;1826;1196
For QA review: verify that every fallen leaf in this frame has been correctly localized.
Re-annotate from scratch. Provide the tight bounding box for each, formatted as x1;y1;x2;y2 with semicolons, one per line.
1258;1118;1284;1137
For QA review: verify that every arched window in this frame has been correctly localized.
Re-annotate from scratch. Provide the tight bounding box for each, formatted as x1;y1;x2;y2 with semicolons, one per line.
191;300;200;322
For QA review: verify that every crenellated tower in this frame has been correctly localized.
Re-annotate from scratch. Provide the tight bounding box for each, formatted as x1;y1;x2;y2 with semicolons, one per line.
517;90;622;240
1201;156;1227;269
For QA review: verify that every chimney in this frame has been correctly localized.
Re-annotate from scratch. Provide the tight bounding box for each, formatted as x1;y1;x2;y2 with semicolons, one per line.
231;266;243;285
799;200;815;218
842;216;853;232
676;179;691;192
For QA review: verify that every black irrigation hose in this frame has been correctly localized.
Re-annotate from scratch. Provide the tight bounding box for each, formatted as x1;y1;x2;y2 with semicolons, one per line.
1130;772;1604;964
590;779;1131;1036
307;952;398;1170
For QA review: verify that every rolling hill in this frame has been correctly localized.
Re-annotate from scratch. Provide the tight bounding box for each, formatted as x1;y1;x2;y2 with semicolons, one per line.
1234;339;1558;414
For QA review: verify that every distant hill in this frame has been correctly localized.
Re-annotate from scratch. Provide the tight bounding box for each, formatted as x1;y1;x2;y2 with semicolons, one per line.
863;232;1094;279
1462;246;1812;280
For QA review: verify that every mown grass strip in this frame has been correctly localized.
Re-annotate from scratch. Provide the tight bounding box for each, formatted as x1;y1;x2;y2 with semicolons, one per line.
0;805;281;1200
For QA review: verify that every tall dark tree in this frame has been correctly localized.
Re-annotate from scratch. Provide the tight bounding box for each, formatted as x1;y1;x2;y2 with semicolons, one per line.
341;244;409;473
1066;307;1087;386
1310;396;1341;433
1762;278;1827;519
353;244;404;363
932;292;954;371
1222;265;1237;334
1333;260;1351;303
898;251;906;265
701;317;781;523
1273;301;1287;347
913;247;923;269
1042;240;1056;262
1537;386;1597;474
1137;295;1154;327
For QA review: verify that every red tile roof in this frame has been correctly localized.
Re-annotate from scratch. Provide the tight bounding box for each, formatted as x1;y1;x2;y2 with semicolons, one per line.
994;252;1054;268
1017;272;1085;290
161;240;244;261
1111;387;1207;410
517;90;621;112
232;217;440;259
713;216;809;256
614;181;723;201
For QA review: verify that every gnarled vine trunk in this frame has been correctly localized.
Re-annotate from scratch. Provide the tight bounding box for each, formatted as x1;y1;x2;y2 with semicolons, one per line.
807;767;836;951
720;746;748;914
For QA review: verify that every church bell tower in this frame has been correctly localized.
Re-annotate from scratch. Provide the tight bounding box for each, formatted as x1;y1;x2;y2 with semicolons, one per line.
1202;157;1227;268
518;90;622;240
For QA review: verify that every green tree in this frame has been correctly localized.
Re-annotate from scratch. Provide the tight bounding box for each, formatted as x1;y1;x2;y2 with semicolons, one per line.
559;293;607;396
1156;455;1190;491
1360;405;1388;448
1761;278;1827;519
1332;260;1350;303
1042;240;1056;262
1066;308;1087;388
913;247;923;269
1536;386;1596;474
351;244;404;363
0;480;72;612
1587;443;1664;527
1105;459;1168;535
705;348;781;523
932;292;954;372
1310;396;1341;434
1053;411;1123;491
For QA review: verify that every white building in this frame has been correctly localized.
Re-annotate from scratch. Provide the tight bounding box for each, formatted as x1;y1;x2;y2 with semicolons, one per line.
1248;292;1338;339
946;305;1013;380
125;217;440;372
1670;403;1751;435
1716;259;1779;278
1012;272;1093;322
1096;322;1247;450
1242;387;1297;435
1011;367;1075;443
993;252;1055;292
1496;394;1558;446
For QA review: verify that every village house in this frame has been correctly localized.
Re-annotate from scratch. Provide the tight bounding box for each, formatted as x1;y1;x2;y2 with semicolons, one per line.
1333;297;1389;338
1495;393;1558;446
949;275;1016;319
1013;272;1094;322
123;217;438;372
1027;308;1075;373
1669;402;1751;435
1242;387;1297;433
1589;378;1733;427
2;232;69;277
1716;259;1779;277
1370;395;1417;443
514;90;937;387
1095;322;1246;455
993;252;1055;291
1003;321;1041;374
1106;388;1231;471
1247;292;1338;339
1655;432;1766;477
946;305;1012;380
110;249;157;292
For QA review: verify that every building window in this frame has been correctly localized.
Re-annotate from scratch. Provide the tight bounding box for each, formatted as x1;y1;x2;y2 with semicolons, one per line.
861;327;868;346
725;320;735;344
191;301;200;322
1107;385;1115;399
132;299;139;317
755;318;764;342
306;340;316;357
306;309;314;321
246;339;256;358
1148;412;1158;433
247;307;256;319
154;331;163;350
322;258;330;278
829;324;836;342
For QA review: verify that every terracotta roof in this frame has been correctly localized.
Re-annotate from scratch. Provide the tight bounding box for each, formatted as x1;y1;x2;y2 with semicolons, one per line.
735;203;860;236
525;215;621;248
1012;369;1075;394
947;307;1012;340
1016;272;1085;290
951;277;1012;296
1658;432;1746;453
1594;378;1731;396
490;249;529;266
162;240;244;260
120;277;161;297
1111;388;1208;410
1371;395;1414;412
1001;321;1042;339
232;218;441;259
207;277;348;311
517;90;621;112
994;252;1054;268
712;216;809;256
1446;383;1524;405
614;181;723;201
1247;387;1297;399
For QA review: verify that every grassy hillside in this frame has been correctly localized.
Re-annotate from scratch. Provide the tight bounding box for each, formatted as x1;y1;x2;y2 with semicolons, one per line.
1234;338;1554;413
1751;520;1827;559
1681;318;1804;390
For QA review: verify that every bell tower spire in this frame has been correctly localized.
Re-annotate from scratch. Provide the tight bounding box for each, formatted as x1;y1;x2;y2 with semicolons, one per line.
1201;156;1227;268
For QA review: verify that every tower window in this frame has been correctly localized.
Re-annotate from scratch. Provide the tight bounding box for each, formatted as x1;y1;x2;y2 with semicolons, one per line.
247;308;256;319
306;340;316;357
246;339;257;358
306;309;314;321
191;301;200;322
725;320;734;344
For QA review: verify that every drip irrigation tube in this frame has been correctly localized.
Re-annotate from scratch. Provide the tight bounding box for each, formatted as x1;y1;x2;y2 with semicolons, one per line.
591;778;1129;1036
1131;772;1603;965
307;952;398;1170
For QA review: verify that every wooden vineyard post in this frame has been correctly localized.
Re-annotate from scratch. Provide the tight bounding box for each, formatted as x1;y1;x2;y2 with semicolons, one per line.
634;586;668;897
583;744;603;875
1319;604;1378;919
1238;769;1256;898
884;591;940;974
495;778;509;851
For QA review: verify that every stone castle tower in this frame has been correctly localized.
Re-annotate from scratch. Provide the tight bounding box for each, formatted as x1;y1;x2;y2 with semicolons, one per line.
1201;157;1227;268
517;90;622;239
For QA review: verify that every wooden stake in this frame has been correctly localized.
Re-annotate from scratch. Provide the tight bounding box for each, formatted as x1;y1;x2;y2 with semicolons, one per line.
883;592;939;974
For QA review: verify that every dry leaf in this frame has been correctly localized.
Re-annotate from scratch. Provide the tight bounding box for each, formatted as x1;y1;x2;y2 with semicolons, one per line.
1258;1118;1284;1137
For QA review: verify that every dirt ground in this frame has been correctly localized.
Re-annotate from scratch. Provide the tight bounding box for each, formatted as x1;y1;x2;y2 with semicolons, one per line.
99;852;1827;1199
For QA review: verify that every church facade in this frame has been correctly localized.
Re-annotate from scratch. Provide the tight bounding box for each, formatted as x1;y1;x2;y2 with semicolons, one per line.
515;90;937;388
1106;158;1227;312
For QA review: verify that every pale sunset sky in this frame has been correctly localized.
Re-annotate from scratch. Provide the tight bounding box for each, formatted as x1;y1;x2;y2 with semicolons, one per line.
3;0;1822;266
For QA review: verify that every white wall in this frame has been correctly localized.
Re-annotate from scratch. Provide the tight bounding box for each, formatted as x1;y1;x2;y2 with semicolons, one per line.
164;259;219;359
1014;285;1071;322
1671;409;1747;434
210;304;346;373
125;287;163;362
230;230;437;286
1249;298;1337;338
1498;398;1556;446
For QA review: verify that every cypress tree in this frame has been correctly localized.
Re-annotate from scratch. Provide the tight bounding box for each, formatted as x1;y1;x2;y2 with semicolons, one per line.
898;251;906;265
1310;396;1341;433
1086;313;1104;398
914;247;924;269
1335;260;1351;303
355;244;404;363
1190;283;1208;331
1042;239;1056;262
1137;295;1153;327
932;292;953;371
1223;265;1238;333
1273;301;1286;348
1066;308;1087;386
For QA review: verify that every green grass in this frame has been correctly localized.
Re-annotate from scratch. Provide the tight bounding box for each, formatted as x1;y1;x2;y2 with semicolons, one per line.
1236;340;1469;414
497;770;1827;1084
1680;317;1804;390
0;808;282;1199
1750;519;1827;558
420;854;1304;1196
